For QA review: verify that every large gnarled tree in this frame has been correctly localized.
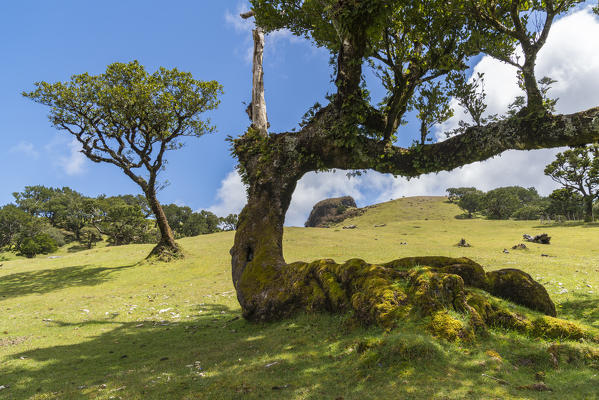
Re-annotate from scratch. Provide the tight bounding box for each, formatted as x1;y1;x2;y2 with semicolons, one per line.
229;1;599;340
24;61;222;260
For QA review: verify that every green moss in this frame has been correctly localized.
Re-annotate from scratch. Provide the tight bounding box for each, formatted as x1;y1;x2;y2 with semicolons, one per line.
486;268;556;317
385;256;477;270
466;291;532;333
427;310;473;342
408;268;466;315
533;316;588;340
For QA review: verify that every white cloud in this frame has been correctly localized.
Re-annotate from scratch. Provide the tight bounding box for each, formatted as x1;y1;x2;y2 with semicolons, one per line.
211;7;599;227
58;139;86;176
207;170;248;217
224;1;313;63
224;3;252;34
9;141;39;159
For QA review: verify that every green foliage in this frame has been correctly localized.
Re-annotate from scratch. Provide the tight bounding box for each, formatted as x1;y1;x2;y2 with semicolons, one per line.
457;190;484;217
13;185;96;239
446;187;478;203
482;186;541;220
511;204;544;220
91;197;156;246
78;226;103;249
219;213;239;231
23;61;222;148
162;204;222;238
507;75;559;116
545;145;599;221
0;204;32;249
409;81;454;145
18;233;58;258
547;188;583;219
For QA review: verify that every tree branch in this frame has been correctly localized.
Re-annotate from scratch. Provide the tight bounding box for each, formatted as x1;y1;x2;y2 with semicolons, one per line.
307;107;599;177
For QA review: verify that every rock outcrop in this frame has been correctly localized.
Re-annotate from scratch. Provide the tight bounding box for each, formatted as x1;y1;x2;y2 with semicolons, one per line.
304;196;363;227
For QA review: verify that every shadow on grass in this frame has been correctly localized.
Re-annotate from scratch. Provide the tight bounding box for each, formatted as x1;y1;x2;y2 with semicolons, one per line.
559;295;599;329
0;264;135;300
533;222;599;229
66;244;92;253
3;307;599;400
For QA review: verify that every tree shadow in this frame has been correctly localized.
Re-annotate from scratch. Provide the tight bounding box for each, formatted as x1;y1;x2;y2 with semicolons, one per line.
559;295;599;329
0;264;135;300
66;244;92;253
533;222;599;229
2;308;599;399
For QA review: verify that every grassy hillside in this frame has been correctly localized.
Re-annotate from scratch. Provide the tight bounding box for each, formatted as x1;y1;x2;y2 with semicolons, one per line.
1;197;599;399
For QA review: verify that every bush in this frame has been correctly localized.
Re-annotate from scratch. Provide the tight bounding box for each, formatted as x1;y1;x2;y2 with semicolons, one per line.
18;233;58;258
512;205;544;220
42;226;66;247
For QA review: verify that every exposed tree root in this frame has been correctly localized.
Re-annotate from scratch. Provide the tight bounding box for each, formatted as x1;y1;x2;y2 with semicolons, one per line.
237;256;598;342
146;241;184;262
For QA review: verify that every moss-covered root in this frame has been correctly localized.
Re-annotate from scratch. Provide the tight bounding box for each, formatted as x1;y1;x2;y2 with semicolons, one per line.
236;256;597;342
238;258;477;332
145;242;184;262
387;256;556;317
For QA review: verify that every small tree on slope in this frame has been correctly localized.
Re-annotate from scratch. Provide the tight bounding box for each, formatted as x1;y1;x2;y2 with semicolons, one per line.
24;61;223;260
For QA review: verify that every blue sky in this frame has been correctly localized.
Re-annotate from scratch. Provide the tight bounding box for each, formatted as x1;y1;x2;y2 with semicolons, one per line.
1;2;599;226
0;2;331;207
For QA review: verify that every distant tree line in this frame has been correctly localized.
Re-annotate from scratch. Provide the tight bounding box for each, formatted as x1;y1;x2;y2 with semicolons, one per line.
0;185;237;258
448;144;599;222
446;186;593;221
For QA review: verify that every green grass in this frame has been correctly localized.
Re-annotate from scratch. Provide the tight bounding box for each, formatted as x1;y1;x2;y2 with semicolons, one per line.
1;197;599;399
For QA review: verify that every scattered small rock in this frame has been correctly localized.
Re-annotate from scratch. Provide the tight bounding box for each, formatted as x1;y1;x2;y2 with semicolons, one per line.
272;384;290;390
511;243;527;250
265;361;279;368
374;224;386;228
47;256;62;259
0;385;8;391
457;238;471;247
160;357;169;361
342;225;357;229
503;249;509;254
541;254;555;257
400;242;408;245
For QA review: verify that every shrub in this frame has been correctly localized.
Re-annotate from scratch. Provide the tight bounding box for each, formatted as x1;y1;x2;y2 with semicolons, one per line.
512;205;544;220
18;233;58;258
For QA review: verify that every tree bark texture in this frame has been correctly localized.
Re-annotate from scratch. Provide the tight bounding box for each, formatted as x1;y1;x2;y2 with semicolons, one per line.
250;28;268;135
145;187;181;259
